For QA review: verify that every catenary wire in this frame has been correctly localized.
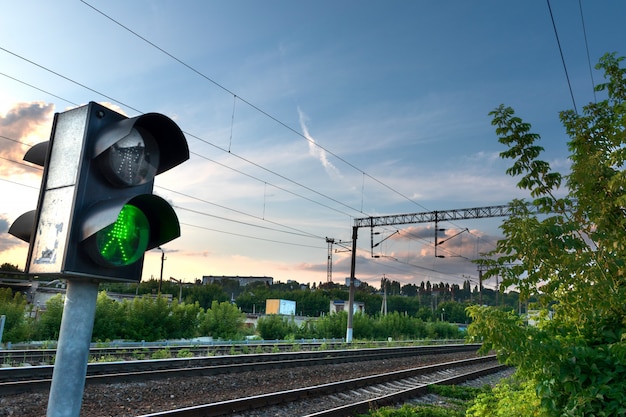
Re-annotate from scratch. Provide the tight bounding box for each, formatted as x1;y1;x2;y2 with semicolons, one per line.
0;155;41;170
0;72;80;107
180;222;325;250
0;47;142;114
0;136;328;246
79;0;432;214
0;21;500;282
0;48;412;255
188;150;355;218
0;40;492;247
0;134;328;245
78;0;515;251
0;155;328;251
546;0;578;114
578;0;596;102
0;177;39;190
0;128;495;281
0;45;368;218
175;205;321;239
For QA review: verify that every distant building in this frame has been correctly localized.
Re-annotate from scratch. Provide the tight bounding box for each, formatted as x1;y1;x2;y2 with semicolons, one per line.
344;277;362;287
330;300;365;314
201;276;273;287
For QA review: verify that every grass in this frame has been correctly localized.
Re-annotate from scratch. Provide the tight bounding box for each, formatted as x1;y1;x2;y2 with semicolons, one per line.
361;384;492;417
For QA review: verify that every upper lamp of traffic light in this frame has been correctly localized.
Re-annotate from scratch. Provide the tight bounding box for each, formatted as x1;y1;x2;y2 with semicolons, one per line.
98;126;159;187
94;111;189;186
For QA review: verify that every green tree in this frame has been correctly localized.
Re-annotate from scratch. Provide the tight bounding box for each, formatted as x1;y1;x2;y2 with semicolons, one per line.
92;291;126;341
184;283;229;310
167;300;202;339
123;295;172;341
0;288;32;342
235;287;269;314
467;379;542;417
415;306;433;322
387;295;420;316
437;301;468;324
35;294;64;340
0;263;22;278
401;283;419;297
352;312;375;339
468;53;626;416
312;311;347;339
199;300;245;340
295;290;331;317
256;314;298;340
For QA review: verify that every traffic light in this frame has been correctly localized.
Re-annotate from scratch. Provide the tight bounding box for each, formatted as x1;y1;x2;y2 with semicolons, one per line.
12;102;189;282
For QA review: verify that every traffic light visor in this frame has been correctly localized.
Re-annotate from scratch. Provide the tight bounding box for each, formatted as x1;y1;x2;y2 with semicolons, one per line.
94;112;188;177
81;194;180;268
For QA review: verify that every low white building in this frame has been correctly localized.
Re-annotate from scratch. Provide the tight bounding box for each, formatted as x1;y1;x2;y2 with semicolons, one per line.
329;300;364;314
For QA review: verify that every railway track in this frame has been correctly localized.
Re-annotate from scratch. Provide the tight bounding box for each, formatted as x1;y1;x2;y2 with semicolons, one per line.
0;344;480;395
135;356;504;417
0;341;343;365
0;339;464;365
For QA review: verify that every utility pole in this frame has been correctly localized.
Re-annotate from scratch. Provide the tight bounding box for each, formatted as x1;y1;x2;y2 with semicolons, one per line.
478;268;483;305
170;277;183;302
0;315;5;345
158;247;166;294
380;275;388;316
346;226;358;343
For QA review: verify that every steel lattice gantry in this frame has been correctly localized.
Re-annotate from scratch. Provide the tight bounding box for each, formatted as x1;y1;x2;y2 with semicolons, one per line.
345;204;519;343
353;204;516;228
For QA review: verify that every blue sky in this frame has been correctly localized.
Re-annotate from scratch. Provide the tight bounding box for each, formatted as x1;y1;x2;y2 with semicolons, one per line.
1;1;624;289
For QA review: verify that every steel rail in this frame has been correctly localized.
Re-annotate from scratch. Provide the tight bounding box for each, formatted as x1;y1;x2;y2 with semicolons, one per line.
0;339;466;365
0;344;480;395
136;356;503;417
303;362;507;417
0;342;337;365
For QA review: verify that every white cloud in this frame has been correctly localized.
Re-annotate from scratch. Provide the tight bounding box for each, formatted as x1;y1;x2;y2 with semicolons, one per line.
298;107;342;180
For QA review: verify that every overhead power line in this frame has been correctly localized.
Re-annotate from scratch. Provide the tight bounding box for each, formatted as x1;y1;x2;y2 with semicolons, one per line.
78;0;489;270
0;45;368;219
0;177;39;190
578;0;596;102
546;0;578;114
0;2;510;282
181;222;325;250
79;0;431;214
0;72;79;107
0;63;491;281
0;46;142;114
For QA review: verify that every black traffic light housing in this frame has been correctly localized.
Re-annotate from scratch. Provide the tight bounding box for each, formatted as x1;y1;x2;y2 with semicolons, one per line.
12;102;189;282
